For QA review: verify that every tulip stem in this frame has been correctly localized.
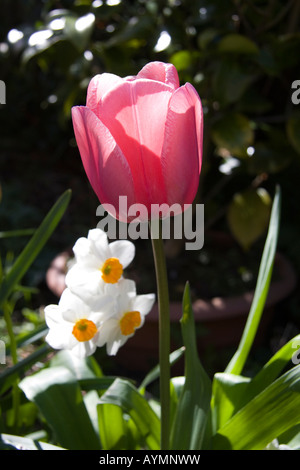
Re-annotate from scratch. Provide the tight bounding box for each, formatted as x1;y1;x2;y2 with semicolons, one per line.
150;220;170;450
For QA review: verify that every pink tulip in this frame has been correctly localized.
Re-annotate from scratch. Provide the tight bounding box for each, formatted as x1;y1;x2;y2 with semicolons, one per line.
72;61;203;222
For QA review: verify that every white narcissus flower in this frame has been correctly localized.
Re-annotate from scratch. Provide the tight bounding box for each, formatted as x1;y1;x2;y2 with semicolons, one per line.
97;279;155;356
44;287;113;358
65;228;135;298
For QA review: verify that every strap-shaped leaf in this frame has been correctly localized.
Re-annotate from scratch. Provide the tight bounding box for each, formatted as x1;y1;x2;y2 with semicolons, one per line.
19;366;101;450
241;333;300;407
98;403;131;450
0;344;50;395
98;378;160;450
213;365;300;450
225;185;281;375
170;282;211;450
0;189;71;311
211;373;250;432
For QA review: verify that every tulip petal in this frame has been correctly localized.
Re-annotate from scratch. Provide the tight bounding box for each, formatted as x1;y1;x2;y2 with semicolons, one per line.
161;83;203;207
99;79;173;206
137;61;180;90
86;73;123;112
72;106;136;221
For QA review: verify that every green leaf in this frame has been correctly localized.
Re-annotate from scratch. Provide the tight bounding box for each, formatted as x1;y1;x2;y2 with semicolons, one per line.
227;187;272;251
211;112;254;158
211;373;250;432
19;366;101;450
0;190;71;311
0;228;35;239
78;377;118;393
169;50;198;72
213;365;300;450
218;34;259;55
213;60;258;106
225;186;281;375
242;334;300;405
98;378;160;450
212;335;300;432
170;283;211;450
98;403;131;450
0;345;50;395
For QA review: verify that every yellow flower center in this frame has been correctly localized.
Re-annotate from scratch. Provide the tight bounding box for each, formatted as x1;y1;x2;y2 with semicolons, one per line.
119;311;141;336
72;318;98;342
101;257;123;284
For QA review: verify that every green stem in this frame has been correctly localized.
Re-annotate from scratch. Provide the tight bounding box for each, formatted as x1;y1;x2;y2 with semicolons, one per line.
150;220;170;450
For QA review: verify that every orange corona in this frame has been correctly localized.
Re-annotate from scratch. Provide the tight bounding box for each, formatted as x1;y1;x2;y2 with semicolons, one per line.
72;318;98;342
119;311;141;336
101;257;123;284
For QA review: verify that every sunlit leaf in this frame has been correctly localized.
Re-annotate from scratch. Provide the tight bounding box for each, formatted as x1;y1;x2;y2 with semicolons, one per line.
242;334;300;405
98;403;131;450
227;187;272;251
213;365;300;450
169;50;197;72
218;34;259;55
211;373;250;431
19;366;101;450
98;378;160;450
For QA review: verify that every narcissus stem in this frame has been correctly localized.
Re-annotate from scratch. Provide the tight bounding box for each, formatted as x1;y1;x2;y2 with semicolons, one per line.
150;220;170;450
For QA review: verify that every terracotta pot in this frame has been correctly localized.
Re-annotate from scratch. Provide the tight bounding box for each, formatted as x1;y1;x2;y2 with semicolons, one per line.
46;248;297;374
